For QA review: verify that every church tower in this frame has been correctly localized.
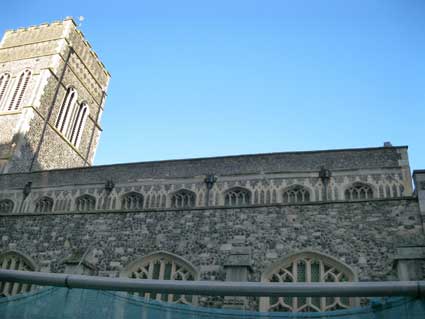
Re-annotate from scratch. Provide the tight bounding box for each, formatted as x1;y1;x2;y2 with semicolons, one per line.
0;18;110;174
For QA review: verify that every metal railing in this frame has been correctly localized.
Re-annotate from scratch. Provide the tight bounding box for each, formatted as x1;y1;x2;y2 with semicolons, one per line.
1;269;424;297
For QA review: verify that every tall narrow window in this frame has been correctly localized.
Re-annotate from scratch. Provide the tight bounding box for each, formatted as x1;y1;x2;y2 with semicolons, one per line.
7;69;31;111
34;196;54;213
0;251;36;296
56;87;78;135
171;189;196;208
124;252;198;305
121;192;144;210
0;73;11;109
0;199;14;214
260;251;356;312
69;102;89;146
76;194;96;212
282;185;310;204
224;187;251;206
344;183;373;201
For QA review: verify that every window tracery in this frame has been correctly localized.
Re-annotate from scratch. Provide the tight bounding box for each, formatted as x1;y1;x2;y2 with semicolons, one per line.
76;194;96;212
171;189;196;208
344;183;373;201
34;196;53;213
7;69;31;111
282;185;310;203
0;251;35;296
56;87;78;134
121;192;144;210
126;252;197;304
224;187;251;206
0;199;14;214
260;252;355;312
69;102;89;147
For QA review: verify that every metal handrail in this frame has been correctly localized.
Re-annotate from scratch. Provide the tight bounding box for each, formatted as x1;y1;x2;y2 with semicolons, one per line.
1;269;424;297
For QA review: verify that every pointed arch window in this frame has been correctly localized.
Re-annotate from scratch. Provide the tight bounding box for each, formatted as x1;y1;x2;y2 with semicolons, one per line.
0;251;36;296
0;72;11;109
34;196;54;213
0;199;14;214
121;192;144;210
344;183;373;201
224;187;251;206
69;102;89;147
124;252;198;305
7;69;31;111
56;87;78;135
260;251;356;312
171;189;196;208
282;185;310;204
76;194;96;212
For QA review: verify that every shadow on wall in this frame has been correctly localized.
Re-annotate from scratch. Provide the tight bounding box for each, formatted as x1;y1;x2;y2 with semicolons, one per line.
0;133;42;174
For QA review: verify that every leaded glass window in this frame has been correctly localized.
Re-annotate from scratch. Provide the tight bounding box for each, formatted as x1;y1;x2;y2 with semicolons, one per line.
0;251;35;296
344;183;373;201
34;196;54;213
282;185;310;203
260;252;355;312
224;187;251;206
76;194;96;211
171;189;196;208
0;199;14;214
125;252;198;305
121;192;144;210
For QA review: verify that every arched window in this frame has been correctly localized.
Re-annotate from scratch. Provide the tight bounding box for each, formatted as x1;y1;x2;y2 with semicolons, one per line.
121;192;144;210
0;72;11;109
0;251;36;296
260;251;356;312
224;187;251;206
34;196;53;213
171;189;196;208
344;183;373;201
56;87;78;135
7;70;31;111
69;102;89;147
76;194;96;212
124;252;198;304
282;185;310;204
0;199;14;214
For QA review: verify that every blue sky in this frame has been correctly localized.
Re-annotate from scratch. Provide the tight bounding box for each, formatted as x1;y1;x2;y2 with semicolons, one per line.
2;1;424;170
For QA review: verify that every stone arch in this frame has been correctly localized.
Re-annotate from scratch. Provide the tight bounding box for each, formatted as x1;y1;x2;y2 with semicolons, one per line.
344;182;374;201
260;250;357;312
223;187;251;206
282;185;311;204
171;189;196;208
122;251;199;305
0;250;37;297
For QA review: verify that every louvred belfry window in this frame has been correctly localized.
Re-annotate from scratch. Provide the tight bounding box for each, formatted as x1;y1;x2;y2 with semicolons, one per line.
7;69;31;111
0;73;11;109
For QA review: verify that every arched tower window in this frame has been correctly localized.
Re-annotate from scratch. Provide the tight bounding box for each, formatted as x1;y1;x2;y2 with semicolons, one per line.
76;194;96;212
0;251;36;296
0;199;14;214
7;69;31;111
171;189;196;208
121;192;144;210
260;251;356;312
34;196;53;213
224;187;251;206
282;185;310;204
344;183;373;201
55;87;78;135
69;102;89;147
124;252;198;305
0;72;11;109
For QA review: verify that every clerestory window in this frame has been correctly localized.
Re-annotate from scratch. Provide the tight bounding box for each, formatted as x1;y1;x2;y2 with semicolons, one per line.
224;187;251;206
76;194;96;211
282;185;310;203
344;183;373;201
34;196;54;213
121;192;144;210
171;189;196;208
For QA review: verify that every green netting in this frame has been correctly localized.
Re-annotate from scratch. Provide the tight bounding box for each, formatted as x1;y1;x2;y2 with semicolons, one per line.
0;287;424;319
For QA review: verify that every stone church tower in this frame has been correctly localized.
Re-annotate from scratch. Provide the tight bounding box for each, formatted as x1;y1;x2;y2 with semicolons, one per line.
0;18;110;174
